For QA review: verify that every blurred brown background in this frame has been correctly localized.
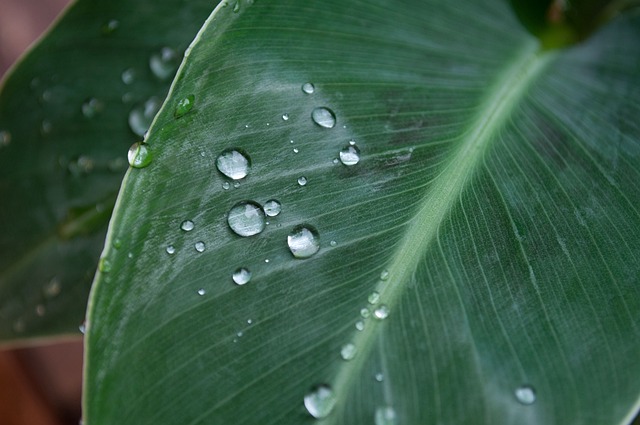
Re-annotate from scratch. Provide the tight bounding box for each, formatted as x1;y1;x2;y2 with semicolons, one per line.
1;1;82;425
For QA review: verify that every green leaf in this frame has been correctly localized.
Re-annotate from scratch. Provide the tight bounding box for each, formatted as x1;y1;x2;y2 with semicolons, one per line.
85;0;640;423
0;0;216;342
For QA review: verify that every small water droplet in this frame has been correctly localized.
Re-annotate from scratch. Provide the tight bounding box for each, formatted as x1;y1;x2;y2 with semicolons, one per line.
181;220;195;231
121;68;135;84
150;47;179;80
0;130;11;147
233;1;240;12
374;305;390;320
112;238;122;249
349;139;356;146
35;304;46;316
339;144;360;166
237;330;243;337
330;240;337;247
41;120;52;135
380;269;389;281
311;107;336;128
340;343;357;361
166;245;176;255
264;258;270;263
101;19;119;35
302;82;315;94
195;241;206;252
79;322;86;334
216;148;251;180
355;320;364;331
222;181;230;190
287;224;320;258
98;258;112;273
82;98;103;118
368;291;380;305
233;181;241;188
247;319;252;324
290;140;294;144
293;148;299;154
127;142;152;168
375;406;397;425
263;199;282;217
304;385;336;419
375;373;384;382
282;113;289;121
233;267;252;285
197;288;206;296
228;201;266;236
128;97;161;136
332;158;339;165
175;94;195;118
44;278;61;297
297;176;307;186
360;308;370;319
515;385;536;405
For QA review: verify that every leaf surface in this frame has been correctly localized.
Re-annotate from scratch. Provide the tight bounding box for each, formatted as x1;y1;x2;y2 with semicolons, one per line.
85;0;640;423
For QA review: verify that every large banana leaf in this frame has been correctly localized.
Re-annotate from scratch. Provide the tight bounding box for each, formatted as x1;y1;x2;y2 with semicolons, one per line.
0;0;215;342
85;0;640;423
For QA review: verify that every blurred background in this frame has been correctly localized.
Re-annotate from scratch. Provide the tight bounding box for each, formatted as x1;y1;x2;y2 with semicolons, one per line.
0;1;82;424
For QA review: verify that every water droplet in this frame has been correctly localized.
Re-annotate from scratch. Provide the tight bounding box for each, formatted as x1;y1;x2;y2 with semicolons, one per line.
349;139;356;146
128;97;161;136
233;267;252;285
311;107;336;128
149;47;179;80
332;158;339;165
101;19;119;35
127;142;152;168
44;278;61;297
302;82;315;94
121;68;135;84
175;94;195;118
181;220;195;231
330;240;337;247
380;269;389;281
195;241;206;252
304;385;336;419
339;144;360;166
41;120;52;135
264;258;270;263
340;343;357;361
82;98;103;118
282;113;289;121
112;238;122;249
228;201;266;236
287;225;320;258
233;1;240;12
197;288;206;296
293;148;299;154
515;385;536;405
355;320;364;331
297;176;307;186
360;308;370;318
375;373;384;382
375;406;397;425
374;305;390;320
222;181;230;190
12;320;25;333
233;181;241;188
216;148;251;180
236;331;243;337
247;319;252;324
0;130;11;147
166;245;176;255
35;304;46;316
263;199;282;217
368;291;380;305
79;322;86;334
98;258;112;273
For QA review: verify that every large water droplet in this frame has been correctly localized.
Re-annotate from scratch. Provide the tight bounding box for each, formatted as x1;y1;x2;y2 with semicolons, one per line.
128;97;161;136
216;148;251;180
181;220;195;231
82;98;103;118
121;68;136;85
302;82;315;94
311;107;336;128
340;343;357;361
175;94;195;118
233;267;252;285
297;176;307;186
263;199;282;217
195;241;206;252
374;305;390;320
515;385;536;405
339;144;360;166
304;385;336;419
228;201;266;237
127;142;152;168
375;406;397;425
287;225;320;258
150;47;179;80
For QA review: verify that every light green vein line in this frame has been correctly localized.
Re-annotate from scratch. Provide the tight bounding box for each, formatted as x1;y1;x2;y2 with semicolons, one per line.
328;41;556;418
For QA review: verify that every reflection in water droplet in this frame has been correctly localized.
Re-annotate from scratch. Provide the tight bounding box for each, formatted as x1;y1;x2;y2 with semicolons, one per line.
374;305;390;320
263;199;282;217
181;220;195;231
287;225;320;258
216;148;251;180
175;94;195;118
197;288;206;296
368;291;380;305
297;176;307;186
233;267;252;285
355;320;364;331
228;201;266;236
515;385;536;405
121;68;136;84
282;113;289;121
311;107;336;128
82;98;103;118
302;82;315;94
339;144;360;166
0;130;11;147
375;406;397;425
340;343;357;361
128;97;161;136
360;308;370;318
304;385;336;419
150;47;179;80
195;241;206;252
166;245;176;255
127;142;152;168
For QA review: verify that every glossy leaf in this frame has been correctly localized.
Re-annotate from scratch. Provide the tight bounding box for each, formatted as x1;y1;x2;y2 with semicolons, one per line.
85;0;640;424
0;0;216;342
